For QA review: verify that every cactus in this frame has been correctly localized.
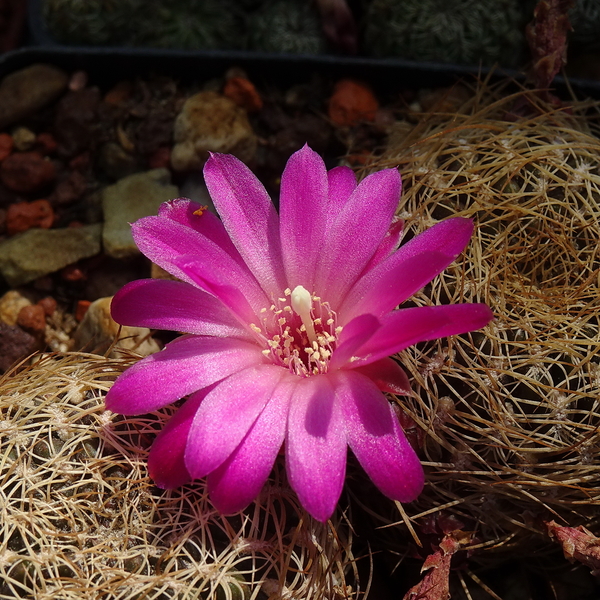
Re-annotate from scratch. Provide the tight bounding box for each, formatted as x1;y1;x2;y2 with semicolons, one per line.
42;0;246;50
363;0;533;67
0;352;358;598
246;0;326;54
358;82;600;570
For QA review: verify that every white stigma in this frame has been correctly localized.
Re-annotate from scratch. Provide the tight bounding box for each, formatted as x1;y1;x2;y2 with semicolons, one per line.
290;285;317;345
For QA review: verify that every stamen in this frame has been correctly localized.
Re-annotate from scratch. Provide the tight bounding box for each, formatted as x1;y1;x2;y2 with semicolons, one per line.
290;285;317;344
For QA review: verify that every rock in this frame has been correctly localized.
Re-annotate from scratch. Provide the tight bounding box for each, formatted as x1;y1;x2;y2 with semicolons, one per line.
171;91;257;171
102;169;178;259
6;199;54;236
328;79;379;127
0;321;39;372
0;151;57;193
60;264;85;282
17;304;46;334
54;88;101;157
0;132;13;161
0;289;32;326
223;77;263;113
147;146;171;170
0;223;102;286
0;64;69;130
73;296;160;358
52;170;88;206
37;296;57;317
11;126;36;151
35;132;58;155
97;141;139;181
75;299;91;322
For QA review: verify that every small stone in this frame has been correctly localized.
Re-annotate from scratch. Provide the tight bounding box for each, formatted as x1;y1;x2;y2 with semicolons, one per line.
223;77;263;113
60;264;86;282
0;223;102;286
0;132;13;161
11;127;36;152
37;296;57;317
17;304;46;334
102;169;178;259
75;299;91;322
54;88;101;157
97;142;139;181
69;151;91;171
328;79;379;127
148;146;171;170
0;321;39;372
0;151;57;193
171;91;257;171
69;70;88;92
0;290;32;326
73;296;160;358
36;132;58;155
103;81;134;106
52;171;88;206
6;199;54;236
0;64;69;130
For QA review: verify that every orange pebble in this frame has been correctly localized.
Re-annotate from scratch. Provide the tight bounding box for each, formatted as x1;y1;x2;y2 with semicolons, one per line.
104;81;134;105
328;79;379;127
17;304;46;334
223;77;263;113
6;199;54;236
75;300;92;322
0;132;13;161
37;296;57;317
61;265;85;282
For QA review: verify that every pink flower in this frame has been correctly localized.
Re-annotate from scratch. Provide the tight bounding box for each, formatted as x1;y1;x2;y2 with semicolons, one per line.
105;145;493;522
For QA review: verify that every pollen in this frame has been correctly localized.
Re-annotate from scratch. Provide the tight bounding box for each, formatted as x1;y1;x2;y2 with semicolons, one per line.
192;205;209;216
256;286;340;377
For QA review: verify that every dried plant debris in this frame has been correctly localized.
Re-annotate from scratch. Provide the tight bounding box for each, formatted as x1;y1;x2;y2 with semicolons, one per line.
0;353;360;599
363;80;600;560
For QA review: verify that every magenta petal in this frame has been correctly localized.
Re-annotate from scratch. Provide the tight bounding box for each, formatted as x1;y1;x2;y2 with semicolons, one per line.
286;375;347;522
185;365;285;479
363;217;404;272
280;145;329;290
340;217;474;324
204;153;286;296
329;313;379;370
147;388;210;489
352;357;411;395
111;279;253;340
314;168;401;307
326;166;356;226
158;198;244;264
132;216;268;315
207;376;295;514
104;335;265;414
175;256;261;327
333;370;424;502
349;303;495;368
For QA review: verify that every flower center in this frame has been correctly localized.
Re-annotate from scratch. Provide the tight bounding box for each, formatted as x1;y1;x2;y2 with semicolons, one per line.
252;285;342;377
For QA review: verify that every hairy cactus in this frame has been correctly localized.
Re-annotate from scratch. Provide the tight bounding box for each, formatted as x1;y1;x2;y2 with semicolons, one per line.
0;353;358;599
42;0;245;50
363;0;533;67
361;83;600;566
246;0;326;54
